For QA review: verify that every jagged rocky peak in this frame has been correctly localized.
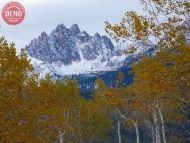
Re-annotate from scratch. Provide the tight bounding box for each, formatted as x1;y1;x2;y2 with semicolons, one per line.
26;24;115;65
55;24;67;31
70;24;81;34
25;24;159;77
94;32;101;39
41;31;47;37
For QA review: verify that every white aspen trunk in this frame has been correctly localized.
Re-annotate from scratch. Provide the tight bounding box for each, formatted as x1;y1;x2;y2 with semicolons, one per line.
153;110;161;143
146;121;155;143
159;109;167;143
134;121;140;143
117;119;122;143
59;131;64;143
157;127;161;143
151;123;156;143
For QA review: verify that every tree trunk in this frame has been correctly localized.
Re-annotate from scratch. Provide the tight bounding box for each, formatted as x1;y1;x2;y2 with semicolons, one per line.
117;119;122;143
153;110;161;143
59;131;64;143
134;121;140;143
159;109;167;143
151;123;156;143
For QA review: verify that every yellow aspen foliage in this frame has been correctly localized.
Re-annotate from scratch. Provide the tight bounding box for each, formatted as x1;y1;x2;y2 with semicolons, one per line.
105;0;189;52
0;37;39;143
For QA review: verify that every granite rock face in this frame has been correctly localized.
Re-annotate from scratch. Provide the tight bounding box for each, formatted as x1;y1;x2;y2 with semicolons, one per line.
26;24;115;65
25;24;157;77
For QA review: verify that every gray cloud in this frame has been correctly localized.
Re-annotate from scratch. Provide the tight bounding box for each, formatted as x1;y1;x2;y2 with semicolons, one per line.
0;0;144;53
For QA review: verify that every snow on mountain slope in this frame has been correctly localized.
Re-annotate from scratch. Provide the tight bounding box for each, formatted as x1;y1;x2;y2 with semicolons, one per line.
27;51;127;77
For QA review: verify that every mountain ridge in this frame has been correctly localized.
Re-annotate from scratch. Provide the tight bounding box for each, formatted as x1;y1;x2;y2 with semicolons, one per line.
26;24;145;77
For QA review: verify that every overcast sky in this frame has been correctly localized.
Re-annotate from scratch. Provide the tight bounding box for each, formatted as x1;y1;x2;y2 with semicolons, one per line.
0;0;144;52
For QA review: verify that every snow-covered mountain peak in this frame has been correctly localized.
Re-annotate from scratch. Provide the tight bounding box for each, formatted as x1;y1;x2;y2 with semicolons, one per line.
70;24;81;35
25;24;150;77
